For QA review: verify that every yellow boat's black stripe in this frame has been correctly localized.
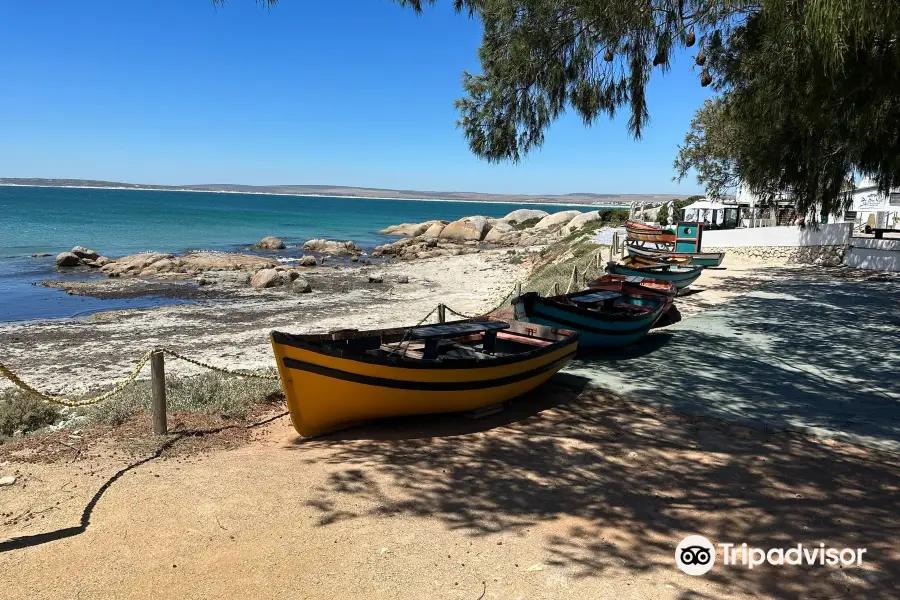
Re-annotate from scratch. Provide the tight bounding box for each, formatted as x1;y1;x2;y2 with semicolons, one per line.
281;353;574;391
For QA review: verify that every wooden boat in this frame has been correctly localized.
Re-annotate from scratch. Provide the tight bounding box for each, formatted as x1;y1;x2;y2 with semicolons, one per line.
588;273;677;314
606;257;704;289
270;319;579;437
625;220;677;245
626;244;725;267
512;290;666;350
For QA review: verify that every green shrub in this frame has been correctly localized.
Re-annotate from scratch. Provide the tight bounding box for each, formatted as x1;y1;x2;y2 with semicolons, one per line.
513;217;541;230
0;390;60;437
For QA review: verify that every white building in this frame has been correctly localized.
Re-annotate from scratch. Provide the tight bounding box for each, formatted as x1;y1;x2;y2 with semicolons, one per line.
845;177;900;230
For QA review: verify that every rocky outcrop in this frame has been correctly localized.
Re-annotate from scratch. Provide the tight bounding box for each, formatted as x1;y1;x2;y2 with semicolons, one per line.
291;278;312;293
100;251;275;278
561;211;601;236
483;221;515;243
297;255;318;267
379;220;445;237
181;252;276;272
439;216;491;242
302;239;361;255
422;221;447;237
534;211;582;230
71;246;100;260
56;252;82;267
253;236;286;250
501;209;549;223
250;268;281;289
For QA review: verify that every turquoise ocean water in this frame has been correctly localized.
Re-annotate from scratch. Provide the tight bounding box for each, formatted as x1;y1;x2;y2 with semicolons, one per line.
0;185;604;321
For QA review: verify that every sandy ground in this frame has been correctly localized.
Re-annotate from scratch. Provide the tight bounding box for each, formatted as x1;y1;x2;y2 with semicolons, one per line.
0;251;524;395
2;252;898;599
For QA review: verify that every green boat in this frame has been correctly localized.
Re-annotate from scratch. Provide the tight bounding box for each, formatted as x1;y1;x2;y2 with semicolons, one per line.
607;258;703;290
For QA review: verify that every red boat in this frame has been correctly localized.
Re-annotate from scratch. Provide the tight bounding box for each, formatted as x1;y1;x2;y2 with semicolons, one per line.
625;220;677;245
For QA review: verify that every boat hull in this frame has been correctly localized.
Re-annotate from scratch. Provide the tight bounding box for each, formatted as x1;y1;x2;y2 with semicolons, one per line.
270;321;578;437
587;274;676;314
607;262;703;289
513;292;665;350
625;221;677;245
626;244;725;267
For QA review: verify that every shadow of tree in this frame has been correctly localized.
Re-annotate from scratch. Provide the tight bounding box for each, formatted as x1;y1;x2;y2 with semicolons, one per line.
288;266;899;598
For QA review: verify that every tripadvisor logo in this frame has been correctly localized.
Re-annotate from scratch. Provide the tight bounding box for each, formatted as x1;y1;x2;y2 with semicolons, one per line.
675;536;867;576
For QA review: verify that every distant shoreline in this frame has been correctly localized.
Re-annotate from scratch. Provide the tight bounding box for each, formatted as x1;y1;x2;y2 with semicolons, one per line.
0;183;629;208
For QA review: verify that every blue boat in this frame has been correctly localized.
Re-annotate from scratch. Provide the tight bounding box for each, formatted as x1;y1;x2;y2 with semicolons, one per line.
512;290;666;350
607;258;703;290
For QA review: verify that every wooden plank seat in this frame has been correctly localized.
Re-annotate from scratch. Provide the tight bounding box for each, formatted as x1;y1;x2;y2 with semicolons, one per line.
407;321;510;359
569;290;623;310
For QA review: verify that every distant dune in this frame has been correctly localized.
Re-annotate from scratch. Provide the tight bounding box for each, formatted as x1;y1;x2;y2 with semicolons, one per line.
0;177;683;206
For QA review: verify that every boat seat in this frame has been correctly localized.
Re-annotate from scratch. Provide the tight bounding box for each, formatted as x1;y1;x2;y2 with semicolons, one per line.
408;321;509;359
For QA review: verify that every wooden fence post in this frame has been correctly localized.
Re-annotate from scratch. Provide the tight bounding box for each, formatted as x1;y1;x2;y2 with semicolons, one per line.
151;350;167;435
516;282;522;298
553;282;560;296
437;303;446;323
566;265;579;294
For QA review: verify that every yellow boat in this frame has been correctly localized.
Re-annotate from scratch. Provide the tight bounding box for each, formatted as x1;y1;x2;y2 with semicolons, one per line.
270;318;579;437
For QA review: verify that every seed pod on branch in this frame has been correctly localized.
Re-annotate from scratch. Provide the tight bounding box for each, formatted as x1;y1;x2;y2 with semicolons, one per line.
700;68;712;87
685;30;696;47
653;49;668;66
696;49;706;66
604;48;614;62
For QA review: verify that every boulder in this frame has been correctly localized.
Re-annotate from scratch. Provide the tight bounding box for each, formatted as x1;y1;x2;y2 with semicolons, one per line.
379;220;445;237
250;268;282;289
302;239;362;255
483;221;515;243
368;274;384;283
94;256;111;267
55;252;81;267
422;221;448;238
534;210;582;230
561;211;602;236
298;255;318;267
501;209;549;223
287;270;300;281
253;236;286;250
396;274;409;284
439;216;491;242
71;246;100;260
350;255;359;263
291;278;312;293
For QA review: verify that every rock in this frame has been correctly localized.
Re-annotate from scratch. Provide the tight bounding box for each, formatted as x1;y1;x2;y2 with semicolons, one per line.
0;475;16;486
94;256;110;267
291;278;312;293
71;246;100;260
360;259;373;265
561;211;602;236
298;255;318;267
250;268;282;289
368;274;384;283
350;255;359;263
439;216;491;242
534;210;582;230
302;239;361;255
422;221;448;238
287;270;300;281
483;221;516;243
253;236;286;250
379;220;445;237
197;277;213;286
55;252;81;267
397;275;409;284
502;209;549;223
31;253;51;258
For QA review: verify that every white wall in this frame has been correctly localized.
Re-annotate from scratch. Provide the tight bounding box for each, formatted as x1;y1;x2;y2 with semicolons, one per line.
703;223;852;248
844;238;900;272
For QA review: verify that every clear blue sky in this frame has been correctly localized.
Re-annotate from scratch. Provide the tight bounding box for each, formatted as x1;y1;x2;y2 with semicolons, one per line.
0;1;710;195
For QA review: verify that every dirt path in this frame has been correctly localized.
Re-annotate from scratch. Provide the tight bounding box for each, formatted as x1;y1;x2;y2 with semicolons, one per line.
1;383;898;600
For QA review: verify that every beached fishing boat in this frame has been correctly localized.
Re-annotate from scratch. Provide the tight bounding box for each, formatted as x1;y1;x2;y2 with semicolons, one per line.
625;220;677;245
512;289;666;350
270;319;579;437
626;244;725;267
588;273;677;313
606;257;704;289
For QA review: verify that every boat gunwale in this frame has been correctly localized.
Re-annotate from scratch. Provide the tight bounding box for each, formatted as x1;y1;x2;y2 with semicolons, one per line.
270;319;579;370
520;292;666;334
